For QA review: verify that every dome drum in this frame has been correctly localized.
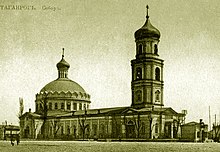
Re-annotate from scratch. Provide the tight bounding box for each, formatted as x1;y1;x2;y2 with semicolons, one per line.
36;91;91;102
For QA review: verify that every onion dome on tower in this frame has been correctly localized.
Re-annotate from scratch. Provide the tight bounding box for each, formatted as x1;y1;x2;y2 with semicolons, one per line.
134;5;160;40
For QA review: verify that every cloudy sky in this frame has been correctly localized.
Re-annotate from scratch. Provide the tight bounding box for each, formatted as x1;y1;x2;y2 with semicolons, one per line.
0;0;219;127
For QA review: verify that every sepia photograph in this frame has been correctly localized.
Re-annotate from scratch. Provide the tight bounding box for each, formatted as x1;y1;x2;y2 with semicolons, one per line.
0;0;219;151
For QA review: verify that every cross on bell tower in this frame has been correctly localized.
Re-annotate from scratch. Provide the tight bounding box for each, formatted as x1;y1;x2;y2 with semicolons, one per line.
131;6;164;108
146;5;149;19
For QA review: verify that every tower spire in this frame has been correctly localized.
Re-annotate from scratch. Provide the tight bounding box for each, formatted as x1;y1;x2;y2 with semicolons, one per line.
146;5;149;19
62;48;64;58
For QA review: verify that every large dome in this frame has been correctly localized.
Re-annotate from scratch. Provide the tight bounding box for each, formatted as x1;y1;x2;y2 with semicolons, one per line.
40;78;86;93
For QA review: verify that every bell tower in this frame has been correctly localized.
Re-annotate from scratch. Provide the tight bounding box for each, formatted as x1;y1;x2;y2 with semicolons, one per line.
131;6;164;108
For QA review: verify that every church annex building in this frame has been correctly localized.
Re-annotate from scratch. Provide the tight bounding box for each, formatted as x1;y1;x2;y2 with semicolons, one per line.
20;8;186;140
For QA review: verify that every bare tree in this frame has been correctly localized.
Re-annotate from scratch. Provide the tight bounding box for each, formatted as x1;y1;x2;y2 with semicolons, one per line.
133;112;142;139
51;119;61;138
17;98;24;124
112;114;121;138
78;107;89;140
18;97;24;117
213;124;220;142
39;94;48;139
32;120;39;139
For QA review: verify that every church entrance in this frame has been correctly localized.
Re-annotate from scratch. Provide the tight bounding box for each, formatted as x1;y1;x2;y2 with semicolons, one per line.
126;120;136;138
24;126;30;138
164;122;171;138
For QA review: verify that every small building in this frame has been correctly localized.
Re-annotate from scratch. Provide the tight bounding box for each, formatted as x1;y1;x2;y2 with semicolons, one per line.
181;121;208;142
0;125;19;140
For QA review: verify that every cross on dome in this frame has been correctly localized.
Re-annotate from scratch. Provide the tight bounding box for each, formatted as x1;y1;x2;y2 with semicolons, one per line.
146;5;149;19
62;48;64;58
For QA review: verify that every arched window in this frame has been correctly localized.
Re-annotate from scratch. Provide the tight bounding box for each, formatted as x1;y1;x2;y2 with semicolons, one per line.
126;120;135;138
55;103;58;110
136;67;142;80
61;103;64;109
49;102;52;110
127;120;134;125
155;90;160;102
135;90;142;102
154;44;158;54
138;44;143;55
73;103;77;110
67;102;71;110
79;103;82;110
155;67;160;81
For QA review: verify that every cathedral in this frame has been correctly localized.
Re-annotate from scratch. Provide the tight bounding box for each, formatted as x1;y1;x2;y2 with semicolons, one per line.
20;7;186;140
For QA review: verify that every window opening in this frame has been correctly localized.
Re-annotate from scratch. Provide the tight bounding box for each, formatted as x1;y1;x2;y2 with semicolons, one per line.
136;67;142;80
155;67;160;81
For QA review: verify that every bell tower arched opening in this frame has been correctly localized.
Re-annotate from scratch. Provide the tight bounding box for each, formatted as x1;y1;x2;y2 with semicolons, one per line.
155;67;160;81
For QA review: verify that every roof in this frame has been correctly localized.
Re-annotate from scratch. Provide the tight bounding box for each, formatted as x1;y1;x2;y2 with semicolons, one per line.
5;125;19;131
19;112;41;119
58;106;129;117
135;18;160;40
40;78;86;93
20;106;185;119
48;106;184;118
56;57;70;69
183;121;199;126
47;110;71;117
122;107;183;115
182;121;208;126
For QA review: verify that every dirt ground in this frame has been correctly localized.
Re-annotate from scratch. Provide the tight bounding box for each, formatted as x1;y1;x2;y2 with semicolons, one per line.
0;141;219;152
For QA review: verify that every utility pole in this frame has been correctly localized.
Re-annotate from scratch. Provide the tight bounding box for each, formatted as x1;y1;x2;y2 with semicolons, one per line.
215;114;217;126
209;106;211;131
